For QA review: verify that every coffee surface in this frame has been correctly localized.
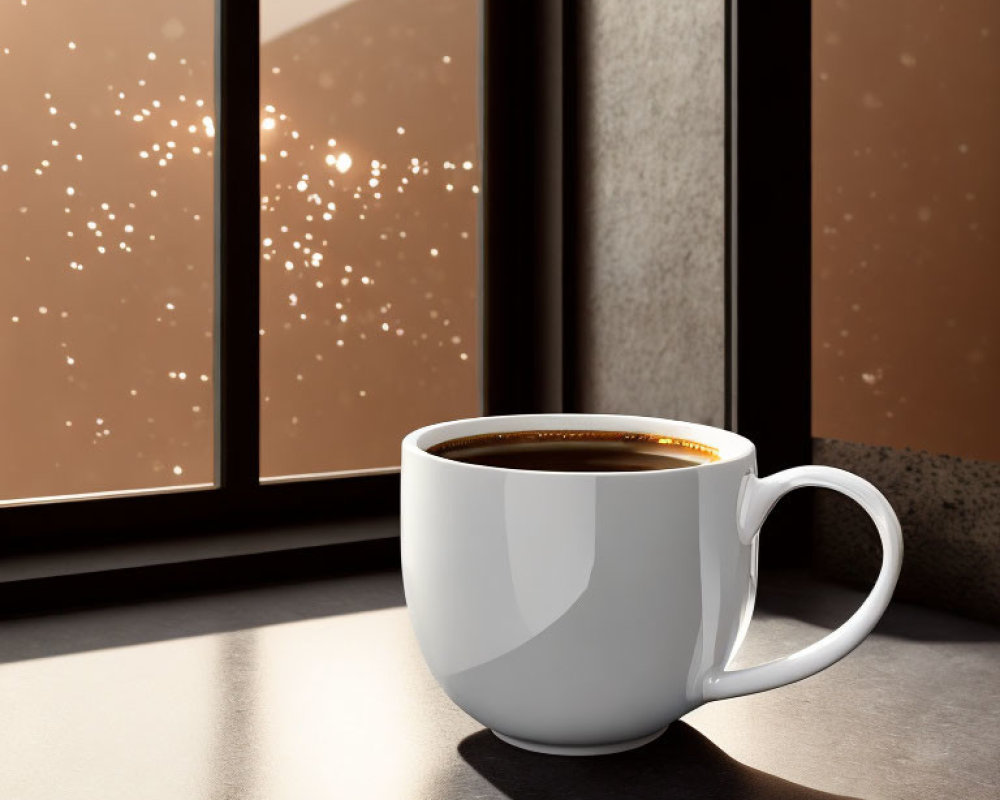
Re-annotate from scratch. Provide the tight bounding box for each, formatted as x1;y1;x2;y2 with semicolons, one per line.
427;430;719;472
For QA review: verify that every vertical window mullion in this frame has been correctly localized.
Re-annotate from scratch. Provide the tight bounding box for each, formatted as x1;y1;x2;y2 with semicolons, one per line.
216;0;261;493
483;0;564;415
733;0;812;567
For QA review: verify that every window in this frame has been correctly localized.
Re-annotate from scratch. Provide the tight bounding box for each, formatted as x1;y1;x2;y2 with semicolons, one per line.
258;0;482;479
811;0;1000;462
809;0;999;622
0;0;564;555
732;0;999;620
0;0;217;502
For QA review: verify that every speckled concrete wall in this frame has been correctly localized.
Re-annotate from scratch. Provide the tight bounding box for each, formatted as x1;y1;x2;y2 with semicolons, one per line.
575;0;726;424
813;438;1000;624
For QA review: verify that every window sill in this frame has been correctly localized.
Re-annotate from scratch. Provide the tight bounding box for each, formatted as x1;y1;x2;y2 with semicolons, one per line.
0;514;398;586
0;567;995;797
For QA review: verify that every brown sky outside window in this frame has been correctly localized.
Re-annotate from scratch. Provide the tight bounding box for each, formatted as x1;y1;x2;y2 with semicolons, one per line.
0;0;480;503
813;0;1000;462
0;1;216;503
259;0;480;479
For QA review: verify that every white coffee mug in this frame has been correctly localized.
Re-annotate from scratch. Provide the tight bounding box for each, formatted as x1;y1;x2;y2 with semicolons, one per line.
401;414;902;756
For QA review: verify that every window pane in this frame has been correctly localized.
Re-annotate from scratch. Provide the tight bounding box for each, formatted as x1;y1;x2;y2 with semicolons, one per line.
259;0;482;479
812;0;1000;461
0;1;216;503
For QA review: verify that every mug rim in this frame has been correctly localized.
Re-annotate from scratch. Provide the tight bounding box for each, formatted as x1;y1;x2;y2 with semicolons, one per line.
402;413;756;475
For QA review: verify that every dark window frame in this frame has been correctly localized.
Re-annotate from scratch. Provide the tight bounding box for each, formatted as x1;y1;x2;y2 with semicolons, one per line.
728;0;813;565
0;0;567;560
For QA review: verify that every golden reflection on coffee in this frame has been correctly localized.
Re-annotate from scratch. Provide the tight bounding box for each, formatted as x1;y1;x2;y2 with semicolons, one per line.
428;430;720;472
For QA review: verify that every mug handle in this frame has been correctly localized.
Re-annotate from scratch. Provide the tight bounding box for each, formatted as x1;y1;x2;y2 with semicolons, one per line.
703;465;903;701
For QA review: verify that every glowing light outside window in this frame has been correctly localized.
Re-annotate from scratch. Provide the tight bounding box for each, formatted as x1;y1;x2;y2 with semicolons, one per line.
258;0;482;480
0;0;481;503
812;0;1000;461
0;0;481;504
0;1;215;503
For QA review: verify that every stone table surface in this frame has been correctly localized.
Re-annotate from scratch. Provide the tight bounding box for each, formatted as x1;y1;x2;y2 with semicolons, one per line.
0;566;996;799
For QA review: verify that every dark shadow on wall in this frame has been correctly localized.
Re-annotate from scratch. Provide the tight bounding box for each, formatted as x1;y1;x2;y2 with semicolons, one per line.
561;0;593;414
459;722;857;800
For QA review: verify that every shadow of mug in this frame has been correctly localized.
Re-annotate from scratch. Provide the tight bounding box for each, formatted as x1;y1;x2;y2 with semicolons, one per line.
458;722;859;800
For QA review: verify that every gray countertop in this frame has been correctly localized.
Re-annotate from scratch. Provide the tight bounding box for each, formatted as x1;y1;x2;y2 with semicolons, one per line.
0;566;996;799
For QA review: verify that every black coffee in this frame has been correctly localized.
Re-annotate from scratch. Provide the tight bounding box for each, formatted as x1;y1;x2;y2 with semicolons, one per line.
427;430;719;472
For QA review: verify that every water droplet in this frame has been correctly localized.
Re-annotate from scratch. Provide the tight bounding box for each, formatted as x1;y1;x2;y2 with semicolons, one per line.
862;92;882;110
